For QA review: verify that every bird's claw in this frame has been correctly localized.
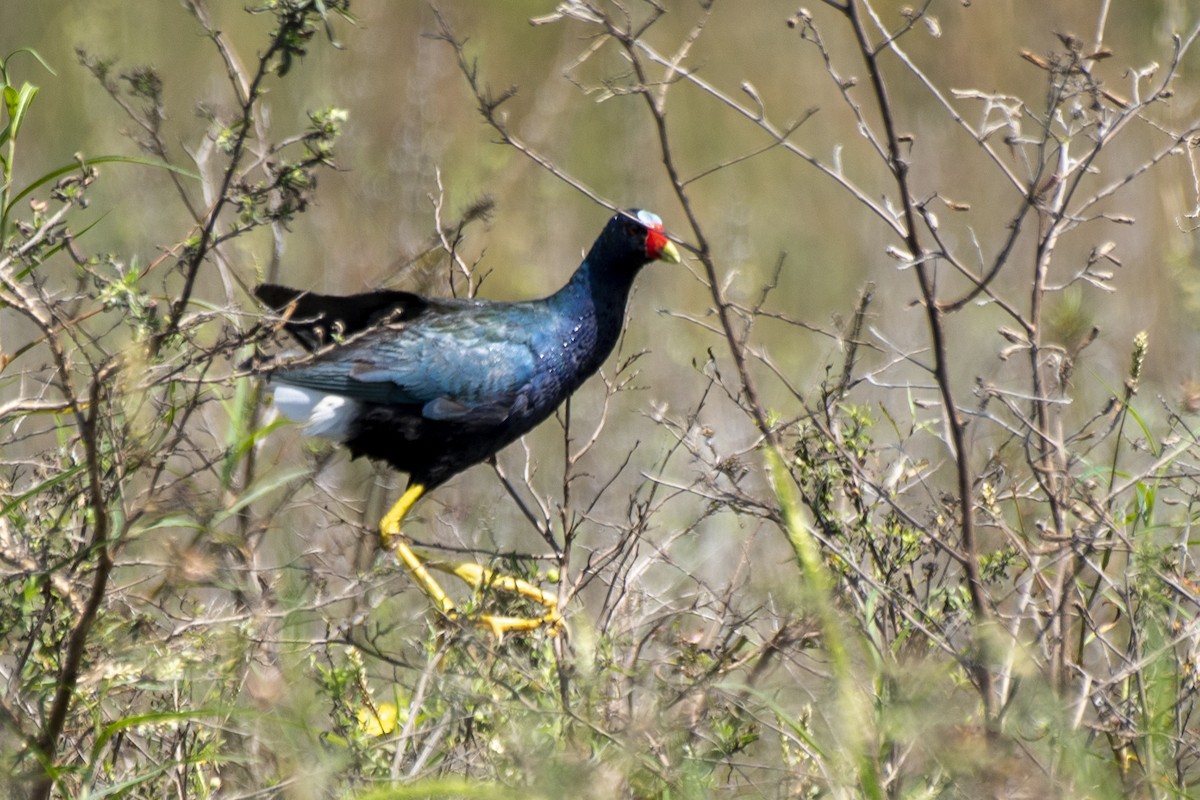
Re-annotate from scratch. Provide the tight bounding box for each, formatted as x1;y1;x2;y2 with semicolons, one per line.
436;561;561;640
443;608;563;641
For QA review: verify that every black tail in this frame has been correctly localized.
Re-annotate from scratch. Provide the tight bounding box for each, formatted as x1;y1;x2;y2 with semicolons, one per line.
255;284;427;351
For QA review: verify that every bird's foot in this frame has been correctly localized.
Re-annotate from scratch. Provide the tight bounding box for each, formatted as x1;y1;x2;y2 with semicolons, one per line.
378;485;560;639
383;536;561;639
464;609;563;640
436;561;562;640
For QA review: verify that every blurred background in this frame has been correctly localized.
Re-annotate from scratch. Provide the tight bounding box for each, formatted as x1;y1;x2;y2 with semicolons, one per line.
6;0;1199;515
6;1;1199;363
5;0;1200;401
5;1;1200;794
7;0;1197;552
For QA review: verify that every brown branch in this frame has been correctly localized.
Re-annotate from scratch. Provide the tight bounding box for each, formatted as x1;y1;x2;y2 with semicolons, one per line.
834;0;995;718
30;365;116;800
150;3;290;354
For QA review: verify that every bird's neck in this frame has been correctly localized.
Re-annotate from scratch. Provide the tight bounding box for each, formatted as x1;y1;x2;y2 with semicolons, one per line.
542;251;643;379
551;253;639;330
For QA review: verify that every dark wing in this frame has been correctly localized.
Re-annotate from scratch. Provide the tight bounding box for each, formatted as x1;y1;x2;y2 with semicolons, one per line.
256;283;433;351
269;306;541;426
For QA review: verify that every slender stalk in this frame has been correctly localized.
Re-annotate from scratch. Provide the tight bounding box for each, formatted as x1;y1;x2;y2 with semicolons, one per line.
833;0;994;718
31;368;114;800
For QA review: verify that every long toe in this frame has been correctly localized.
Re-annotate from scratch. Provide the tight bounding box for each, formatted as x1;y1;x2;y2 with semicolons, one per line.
475;610;563;641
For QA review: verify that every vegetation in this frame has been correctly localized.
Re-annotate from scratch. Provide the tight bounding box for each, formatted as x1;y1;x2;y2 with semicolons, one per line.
3;1;1200;797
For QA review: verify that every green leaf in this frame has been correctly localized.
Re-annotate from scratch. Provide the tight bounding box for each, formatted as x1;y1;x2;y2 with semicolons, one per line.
11;211;109;279
2;84;17;118
12;154;199;208
0;460;87;519
91;708;228;758
6;82;39;140
0;47;57;84
213;466;310;522
2;154;199;236
717;681;828;759
132;513;207;534
1123;401;1158;458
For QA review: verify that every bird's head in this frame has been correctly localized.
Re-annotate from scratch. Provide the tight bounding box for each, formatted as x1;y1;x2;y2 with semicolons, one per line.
598;209;682;268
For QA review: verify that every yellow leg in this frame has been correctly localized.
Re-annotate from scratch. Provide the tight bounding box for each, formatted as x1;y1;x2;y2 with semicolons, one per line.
379;483;561;638
380;484;456;614
379;484;426;549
